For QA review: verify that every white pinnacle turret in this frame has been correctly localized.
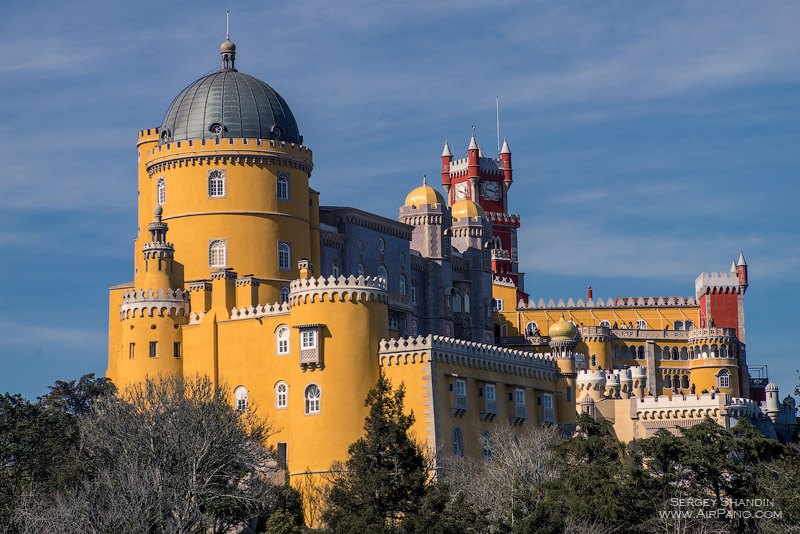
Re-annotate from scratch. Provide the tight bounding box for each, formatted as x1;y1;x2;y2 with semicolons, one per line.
468;131;478;150
500;137;510;154
441;140;452;157
730;261;737;273
737;251;747;266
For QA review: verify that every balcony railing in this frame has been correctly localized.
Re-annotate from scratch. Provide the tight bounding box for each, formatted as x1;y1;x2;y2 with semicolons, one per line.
514;403;527;419
455;394;467;411
491;249;511;261
484;399;497;414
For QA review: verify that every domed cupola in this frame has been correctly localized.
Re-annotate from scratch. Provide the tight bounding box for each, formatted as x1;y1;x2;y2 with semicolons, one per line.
159;34;302;146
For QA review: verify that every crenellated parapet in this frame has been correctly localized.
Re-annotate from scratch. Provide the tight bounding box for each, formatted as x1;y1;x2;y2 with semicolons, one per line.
145;137;314;176
120;288;190;319
687;327;737;344
486;211;521;226
229;302;290;320
378;334;558;381
634;393;762;421
289;275;388;306
142;240;175;259
520;295;697;310
695;271;741;299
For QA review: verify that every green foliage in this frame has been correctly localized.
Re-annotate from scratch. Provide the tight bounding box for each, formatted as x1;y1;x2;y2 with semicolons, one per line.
401;483;490;534
0;373;112;530
323;372;428;532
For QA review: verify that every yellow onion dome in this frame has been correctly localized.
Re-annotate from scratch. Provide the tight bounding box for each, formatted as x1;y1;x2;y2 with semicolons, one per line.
450;199;485;221
549;317;578;340
404;179;445;207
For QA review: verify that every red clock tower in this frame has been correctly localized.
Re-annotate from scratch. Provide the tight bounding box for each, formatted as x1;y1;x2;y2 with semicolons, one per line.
441;131;526;300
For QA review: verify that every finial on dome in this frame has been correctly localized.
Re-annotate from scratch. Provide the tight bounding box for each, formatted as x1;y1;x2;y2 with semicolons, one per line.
422;174;427;186
220;11;237;71
154;204;163;220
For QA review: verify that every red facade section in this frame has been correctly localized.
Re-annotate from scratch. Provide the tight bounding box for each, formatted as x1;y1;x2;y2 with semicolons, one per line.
708;292;740;337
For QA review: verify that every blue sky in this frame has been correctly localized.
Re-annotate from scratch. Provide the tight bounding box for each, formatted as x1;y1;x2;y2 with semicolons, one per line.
1;1;798;400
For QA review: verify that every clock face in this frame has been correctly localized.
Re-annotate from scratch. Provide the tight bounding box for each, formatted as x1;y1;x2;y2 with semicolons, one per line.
454;182;469;201
481;181;500;201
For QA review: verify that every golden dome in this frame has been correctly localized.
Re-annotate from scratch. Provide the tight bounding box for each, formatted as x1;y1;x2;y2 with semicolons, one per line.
549;317;578;340
404;181;445;207
451;199;485;220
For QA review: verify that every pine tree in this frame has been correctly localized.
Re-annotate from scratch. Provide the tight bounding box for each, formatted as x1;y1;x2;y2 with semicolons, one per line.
323;373;428;533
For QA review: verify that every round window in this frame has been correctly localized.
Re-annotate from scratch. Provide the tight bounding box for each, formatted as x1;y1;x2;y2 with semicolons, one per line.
378;238;385;252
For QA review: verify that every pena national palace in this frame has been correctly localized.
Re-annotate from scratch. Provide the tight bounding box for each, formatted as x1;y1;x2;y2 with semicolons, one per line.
106;34;797;482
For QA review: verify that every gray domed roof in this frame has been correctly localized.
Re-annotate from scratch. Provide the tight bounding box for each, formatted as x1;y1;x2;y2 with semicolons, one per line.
159;70;302;145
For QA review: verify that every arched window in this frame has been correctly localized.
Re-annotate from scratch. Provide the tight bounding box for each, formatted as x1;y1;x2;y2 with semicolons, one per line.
524;321;539;336
209;240;227;268
331;262;340;278
452;427;464;457
674;320;684;331
277;172;290;200
305;384;321;414
275;382;288;409
599;320;611;328
717;370;731;389
156;177;166;205
377;265;388;280
637;346;645;360
453;293;462;312
684;320;694;331
636;319;647;329
234;386;248;411
410;283;417;304
278;241;291;270
463;294;470;313
681;375;689;389
481;430;492;461
280;286;290;304
275;325;290;355
208;169;225;197
399;275;407;295
357;263;365;277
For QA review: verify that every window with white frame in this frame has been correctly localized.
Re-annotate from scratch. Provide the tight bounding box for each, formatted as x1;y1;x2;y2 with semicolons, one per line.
717;370;731;389
482;430;492;461
277;172;290;200
156;177;166;205
674;320;684;331
452;427;464;457
399;275;406;295
280;286;290;304
276;325;290;355
301;330;317;350
234;386;248;412
636;319;648;329
542;393;555;422
275;382;288;409
209;239;227;268
515;388;526;408
524;321;539;336
331;262;340;277
278;241;292;270
484;383;497;413
304;384;321;414
493;298;504;312
599;320;611;328
455;378;466;397
208;169;225;197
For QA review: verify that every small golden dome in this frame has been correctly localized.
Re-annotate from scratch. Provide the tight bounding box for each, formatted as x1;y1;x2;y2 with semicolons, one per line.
451;199;485;220
549;317;578;340
404;178;445;207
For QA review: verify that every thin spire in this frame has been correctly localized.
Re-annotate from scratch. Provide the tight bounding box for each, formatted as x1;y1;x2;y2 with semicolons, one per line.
730;261;737;273
422;174;427;186
468;127;478;150
220;12;236;71
226;10;230;39
496;96;501;153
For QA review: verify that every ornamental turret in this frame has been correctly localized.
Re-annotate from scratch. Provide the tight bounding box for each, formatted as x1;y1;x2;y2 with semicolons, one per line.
441;141;453;197
736;251;748;294
140;205;183;291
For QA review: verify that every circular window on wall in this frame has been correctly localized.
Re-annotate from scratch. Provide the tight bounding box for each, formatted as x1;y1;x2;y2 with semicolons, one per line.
378;238;385;252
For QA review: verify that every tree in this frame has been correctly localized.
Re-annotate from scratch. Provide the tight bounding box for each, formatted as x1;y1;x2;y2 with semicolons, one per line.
14;375;280;534
443;422;562;531
0;373;112;531
323;373;428;533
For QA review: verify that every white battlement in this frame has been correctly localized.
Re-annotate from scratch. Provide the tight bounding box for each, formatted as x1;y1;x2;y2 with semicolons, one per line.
519;295;696;310
695;271;739;298
120;288;190;319
229;302;290;320
290;275;388;305
379;334;558;380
